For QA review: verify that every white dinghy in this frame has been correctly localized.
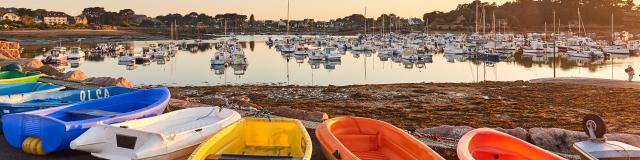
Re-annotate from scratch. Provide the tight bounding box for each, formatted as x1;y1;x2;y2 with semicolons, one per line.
70;107;241;160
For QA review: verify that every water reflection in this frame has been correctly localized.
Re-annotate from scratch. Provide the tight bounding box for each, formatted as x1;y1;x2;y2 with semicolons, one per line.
19;35;640;86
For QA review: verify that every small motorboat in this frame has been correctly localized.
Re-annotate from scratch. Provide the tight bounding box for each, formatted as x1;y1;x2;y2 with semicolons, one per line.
0;87;134;116
316;116;444;160
0;71;43;84
71;107;241;160
2;87;170;155
188;118;312;160
68;47;86;59
0;82;64;97
457;128;565;160
572;114;640;159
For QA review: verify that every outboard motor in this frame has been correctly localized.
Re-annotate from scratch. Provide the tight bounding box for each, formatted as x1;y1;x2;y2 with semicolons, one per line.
572;114;640;160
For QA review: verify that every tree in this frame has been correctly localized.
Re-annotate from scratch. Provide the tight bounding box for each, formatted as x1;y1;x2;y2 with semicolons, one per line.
99;12;119;25
118;9;135;26
249;14;255;27
82;7;106;24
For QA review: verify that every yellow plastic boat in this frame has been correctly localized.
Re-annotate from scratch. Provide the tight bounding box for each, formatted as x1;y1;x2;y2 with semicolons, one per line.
188;118;312;160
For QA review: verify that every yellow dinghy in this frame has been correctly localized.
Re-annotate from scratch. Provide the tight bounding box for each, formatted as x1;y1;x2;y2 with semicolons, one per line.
188;118;312;160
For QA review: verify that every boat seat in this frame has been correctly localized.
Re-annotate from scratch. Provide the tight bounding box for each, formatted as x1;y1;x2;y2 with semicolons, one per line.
205;154;298;160
66;109;120;118
335;134;379;152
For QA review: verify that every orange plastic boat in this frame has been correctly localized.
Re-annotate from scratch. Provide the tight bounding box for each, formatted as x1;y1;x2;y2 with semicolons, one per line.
316;116;444;160
457;128;566;160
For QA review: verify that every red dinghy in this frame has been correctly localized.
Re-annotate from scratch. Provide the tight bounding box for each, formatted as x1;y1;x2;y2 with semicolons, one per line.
457;128;566;160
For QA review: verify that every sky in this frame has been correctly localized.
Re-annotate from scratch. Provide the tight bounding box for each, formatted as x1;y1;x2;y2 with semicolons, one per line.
1;0;512;21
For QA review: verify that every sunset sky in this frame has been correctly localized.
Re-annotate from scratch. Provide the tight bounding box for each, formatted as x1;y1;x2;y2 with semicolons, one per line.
2;0;640;21
1;0;516;20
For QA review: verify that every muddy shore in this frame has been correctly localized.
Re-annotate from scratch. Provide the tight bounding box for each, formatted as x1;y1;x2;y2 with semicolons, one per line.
169;80;640;134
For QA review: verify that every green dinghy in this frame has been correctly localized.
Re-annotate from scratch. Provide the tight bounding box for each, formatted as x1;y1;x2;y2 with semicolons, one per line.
0;71;43;84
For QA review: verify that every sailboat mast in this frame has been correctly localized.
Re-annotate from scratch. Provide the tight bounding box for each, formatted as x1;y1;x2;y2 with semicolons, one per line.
492;11;495;34
611;13;614;45
577;7;581;36
553;10;556;37
475;1;479;33
364;7;367;35
493;12;496;42
382;15;385;34
286;0;290;36
482;6;486;34
426;17;429;34
175;19;178;40
171;20;174;40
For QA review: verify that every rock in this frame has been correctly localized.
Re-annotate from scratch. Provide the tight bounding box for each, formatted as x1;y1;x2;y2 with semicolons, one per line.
0;50;16;61
607;133;640;147
414;125;474;140
114;77;133;88
229;96;262;110
264;106;328;122
35;65;63;77
61;70;87;81
21;59;43;71
85;77;133;88
209;96;228;107
0;41;20;60
495;127;529;141
528;128;588;154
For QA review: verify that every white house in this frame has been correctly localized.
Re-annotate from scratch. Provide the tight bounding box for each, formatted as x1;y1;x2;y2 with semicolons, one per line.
1;12;20;21
44;12;68;25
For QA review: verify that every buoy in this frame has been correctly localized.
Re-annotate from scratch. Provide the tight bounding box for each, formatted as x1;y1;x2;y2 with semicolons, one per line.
22;137;47;155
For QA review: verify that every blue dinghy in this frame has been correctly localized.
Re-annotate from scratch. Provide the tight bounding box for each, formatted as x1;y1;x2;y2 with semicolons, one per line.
0;87;136;116
0;82;65;96
2;87;170;155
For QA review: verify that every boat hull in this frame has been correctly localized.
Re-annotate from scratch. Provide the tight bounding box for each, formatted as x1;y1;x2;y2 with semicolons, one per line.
70;107;241;160
316;116;444;160
0;87;134;116
2;87;170;154
457;128;565;160
188;118;312;160
0;71;43;84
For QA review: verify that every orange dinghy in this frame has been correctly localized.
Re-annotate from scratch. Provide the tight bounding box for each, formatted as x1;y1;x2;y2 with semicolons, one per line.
316;116;444;160
457;128;566;160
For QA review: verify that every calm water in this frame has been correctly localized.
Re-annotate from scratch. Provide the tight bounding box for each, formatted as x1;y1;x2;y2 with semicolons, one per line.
26;35;640;86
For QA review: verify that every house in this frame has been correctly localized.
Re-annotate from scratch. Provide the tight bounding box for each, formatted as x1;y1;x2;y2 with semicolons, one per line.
454;15;466;24
407;18;423;26
73;15;88;25
44;12;68;25
32;16;43;24
1;12;20;21
131;14;147;24
278;20;287;27
0;7;17;14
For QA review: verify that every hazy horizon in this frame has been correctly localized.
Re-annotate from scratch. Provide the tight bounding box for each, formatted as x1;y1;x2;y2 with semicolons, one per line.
1;0;522;21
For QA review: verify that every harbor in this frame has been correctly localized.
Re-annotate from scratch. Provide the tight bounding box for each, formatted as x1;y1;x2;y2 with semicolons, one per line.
4;0;640;159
